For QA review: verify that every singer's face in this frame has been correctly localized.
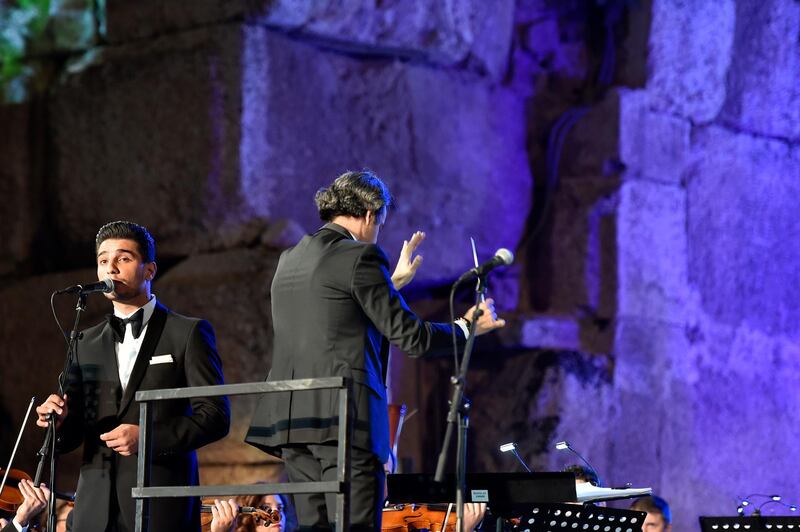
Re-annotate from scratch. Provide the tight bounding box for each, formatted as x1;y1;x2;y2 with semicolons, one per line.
96;238;156;303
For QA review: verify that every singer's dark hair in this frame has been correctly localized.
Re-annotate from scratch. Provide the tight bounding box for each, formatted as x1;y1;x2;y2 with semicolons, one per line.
631;495;672;525
563;464;600;487
95;221;156;263
314;170;393;222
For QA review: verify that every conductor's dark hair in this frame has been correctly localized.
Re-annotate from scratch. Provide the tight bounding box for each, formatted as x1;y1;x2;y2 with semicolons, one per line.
95;221;156;263
563;464;601;487
314;170;393;222
631;495;672;525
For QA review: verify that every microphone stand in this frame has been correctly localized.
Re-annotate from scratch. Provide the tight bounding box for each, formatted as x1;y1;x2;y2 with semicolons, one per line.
34;292;87;532
434;275;487;532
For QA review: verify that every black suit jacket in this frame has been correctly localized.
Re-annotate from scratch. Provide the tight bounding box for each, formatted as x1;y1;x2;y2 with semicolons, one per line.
246;223;461;462
58;302;230;532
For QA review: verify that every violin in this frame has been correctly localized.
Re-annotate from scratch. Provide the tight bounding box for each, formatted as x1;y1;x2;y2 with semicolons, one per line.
382;503;457;532
0;468;33;514
199;503;281;528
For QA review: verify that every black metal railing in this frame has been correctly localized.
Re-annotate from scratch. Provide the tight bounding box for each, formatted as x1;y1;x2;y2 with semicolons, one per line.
132;377;353;532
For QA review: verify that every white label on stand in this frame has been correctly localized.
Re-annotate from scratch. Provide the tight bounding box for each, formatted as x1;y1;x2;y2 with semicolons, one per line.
471;489;489;502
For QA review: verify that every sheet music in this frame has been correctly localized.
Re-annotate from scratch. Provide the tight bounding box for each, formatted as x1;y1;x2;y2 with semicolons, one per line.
575;482;652;502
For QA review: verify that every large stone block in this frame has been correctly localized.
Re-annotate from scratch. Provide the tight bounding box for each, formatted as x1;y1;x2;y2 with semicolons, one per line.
722;0;800;141
617;179;688;324
647;0;735;122
103;0;515;79
238;27;532;283
0;102;45;275
618;89;692;184
466;349;613;474
50;24;532;281
687;125;800;337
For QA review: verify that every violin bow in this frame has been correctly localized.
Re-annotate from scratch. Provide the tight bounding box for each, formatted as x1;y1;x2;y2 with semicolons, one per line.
0;396;36;493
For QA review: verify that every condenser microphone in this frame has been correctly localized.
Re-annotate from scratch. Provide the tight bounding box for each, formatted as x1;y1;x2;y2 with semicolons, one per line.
457;248;514;282
55;278;115;295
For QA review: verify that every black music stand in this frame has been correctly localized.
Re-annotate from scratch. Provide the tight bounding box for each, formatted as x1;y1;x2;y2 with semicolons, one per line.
387;472;577;516
700;516;800;532
510;504;647;532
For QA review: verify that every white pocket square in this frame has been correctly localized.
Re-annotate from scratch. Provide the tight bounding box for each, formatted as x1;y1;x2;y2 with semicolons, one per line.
149;354;174;365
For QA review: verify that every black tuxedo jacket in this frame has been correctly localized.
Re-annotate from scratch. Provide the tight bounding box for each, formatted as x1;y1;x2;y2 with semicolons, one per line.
58;302;230;532
246;223;461;462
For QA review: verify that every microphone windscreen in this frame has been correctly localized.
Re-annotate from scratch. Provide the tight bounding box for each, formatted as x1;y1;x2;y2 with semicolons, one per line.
102;278;115;292
494;248;514;266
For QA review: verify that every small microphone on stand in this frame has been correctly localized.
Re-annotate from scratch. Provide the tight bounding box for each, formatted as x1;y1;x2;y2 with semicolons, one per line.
556;440;602;486
55;278;115;295
499;442;533;473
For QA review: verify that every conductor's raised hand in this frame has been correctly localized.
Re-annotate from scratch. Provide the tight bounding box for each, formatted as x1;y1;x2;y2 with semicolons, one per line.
35;394;68;429
463;298;506;336
391;231;426;289
100;423;139;456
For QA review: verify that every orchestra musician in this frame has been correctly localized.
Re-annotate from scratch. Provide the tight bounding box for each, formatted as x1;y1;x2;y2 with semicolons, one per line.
0;479;50;532
246;170;506;530
35;221;231;532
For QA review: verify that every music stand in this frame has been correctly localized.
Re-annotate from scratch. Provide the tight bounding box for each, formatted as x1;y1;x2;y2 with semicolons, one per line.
700;516;800;532
510;504;647;532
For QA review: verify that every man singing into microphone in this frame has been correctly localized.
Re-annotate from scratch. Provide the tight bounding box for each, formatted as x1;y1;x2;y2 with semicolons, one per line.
246;170;506;531
36;221;230;532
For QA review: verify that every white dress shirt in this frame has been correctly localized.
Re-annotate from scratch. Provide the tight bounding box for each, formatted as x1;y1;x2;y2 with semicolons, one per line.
114;295;157;391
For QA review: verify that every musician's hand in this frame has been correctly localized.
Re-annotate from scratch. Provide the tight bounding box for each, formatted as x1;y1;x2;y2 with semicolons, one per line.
15;479;50;527
391;231;426;289
100;424;139;456
463;298;506;336
463;502;487;531
35;394;68;429
210;499;238;532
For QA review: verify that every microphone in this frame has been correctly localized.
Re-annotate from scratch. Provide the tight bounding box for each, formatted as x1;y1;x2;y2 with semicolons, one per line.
55;278;115;295
457;248;514;282
556;440;602;486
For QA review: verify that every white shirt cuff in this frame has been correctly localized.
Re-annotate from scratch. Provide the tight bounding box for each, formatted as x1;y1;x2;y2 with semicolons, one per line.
454;318;470;339
13;518;27;532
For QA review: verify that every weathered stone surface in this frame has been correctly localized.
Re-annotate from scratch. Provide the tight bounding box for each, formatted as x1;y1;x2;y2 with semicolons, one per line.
0;103;34;275
0;101;47;275
647;0;735;122
103;0;243;43
467;349;613;474
618;89;691;183
50;25;255;261
558;92;619;179
617;179;688;324
254;0;515;80
238;27;532;282
687;125;800;337
527;177;619;354
722;0;800;141
103;0;515;79
50;24;532;280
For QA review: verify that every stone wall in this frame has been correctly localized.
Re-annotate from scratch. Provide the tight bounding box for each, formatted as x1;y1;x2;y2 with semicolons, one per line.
1;1;799;529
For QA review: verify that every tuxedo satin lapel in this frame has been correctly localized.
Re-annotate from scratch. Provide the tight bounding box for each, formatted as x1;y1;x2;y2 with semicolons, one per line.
117;303;168;416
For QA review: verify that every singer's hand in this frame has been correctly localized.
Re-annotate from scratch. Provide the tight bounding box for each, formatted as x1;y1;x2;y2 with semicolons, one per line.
391;231;426;289
100;424;139;456
463;298;506;336
35;394;68;429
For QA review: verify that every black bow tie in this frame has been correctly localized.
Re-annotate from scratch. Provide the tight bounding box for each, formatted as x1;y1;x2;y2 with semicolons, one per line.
108;308;145;342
